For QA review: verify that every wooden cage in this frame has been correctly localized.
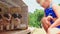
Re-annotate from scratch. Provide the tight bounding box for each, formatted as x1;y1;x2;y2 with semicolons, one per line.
0;0;28;31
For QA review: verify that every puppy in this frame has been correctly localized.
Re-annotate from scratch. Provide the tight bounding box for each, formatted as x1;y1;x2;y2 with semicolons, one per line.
3;13;11;30
0;15;3;31
11;13;22;30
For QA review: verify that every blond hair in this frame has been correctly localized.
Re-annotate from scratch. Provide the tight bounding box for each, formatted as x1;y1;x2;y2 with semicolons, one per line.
37;0;52;5
40;0;45;5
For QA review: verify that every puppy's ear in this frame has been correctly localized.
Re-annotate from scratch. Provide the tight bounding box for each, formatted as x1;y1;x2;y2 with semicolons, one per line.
12;13;17;18
18;14;22;19
3;13;10;19
0;15;2;19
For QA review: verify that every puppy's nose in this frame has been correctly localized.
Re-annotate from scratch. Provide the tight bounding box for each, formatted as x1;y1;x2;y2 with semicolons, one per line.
0;8;2;12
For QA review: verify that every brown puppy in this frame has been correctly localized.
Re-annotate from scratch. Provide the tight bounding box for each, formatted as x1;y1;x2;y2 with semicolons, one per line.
2;13;11;30
0;14;3;31
11;13;22;30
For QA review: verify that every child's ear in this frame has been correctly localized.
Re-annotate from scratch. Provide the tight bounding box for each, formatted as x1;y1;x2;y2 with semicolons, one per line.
46;0;52;2
36;0;40;4
49;0;52;2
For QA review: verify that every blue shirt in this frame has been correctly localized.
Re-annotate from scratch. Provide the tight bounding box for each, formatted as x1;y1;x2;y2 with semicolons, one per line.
45;7;60;28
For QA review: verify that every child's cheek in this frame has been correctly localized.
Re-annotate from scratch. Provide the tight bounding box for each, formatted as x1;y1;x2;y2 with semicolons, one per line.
41;2;49;8
44;2;49;8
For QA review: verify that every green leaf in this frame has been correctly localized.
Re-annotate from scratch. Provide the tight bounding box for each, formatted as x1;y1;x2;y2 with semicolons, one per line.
29;9;44;28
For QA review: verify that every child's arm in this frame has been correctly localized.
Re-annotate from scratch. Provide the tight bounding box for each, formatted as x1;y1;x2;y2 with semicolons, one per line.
52;4;60;18
41;15;53;32
49;18;60;28
48;4;60;28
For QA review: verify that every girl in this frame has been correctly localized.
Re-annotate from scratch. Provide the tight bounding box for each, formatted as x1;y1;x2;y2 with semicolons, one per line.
37;0;60;34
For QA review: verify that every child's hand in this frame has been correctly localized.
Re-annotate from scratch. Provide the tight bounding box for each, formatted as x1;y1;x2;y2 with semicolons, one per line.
47;16;53;21
57;31;60;34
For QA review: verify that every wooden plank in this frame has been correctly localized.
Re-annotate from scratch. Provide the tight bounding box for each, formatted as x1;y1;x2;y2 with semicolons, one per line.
0;28;31;34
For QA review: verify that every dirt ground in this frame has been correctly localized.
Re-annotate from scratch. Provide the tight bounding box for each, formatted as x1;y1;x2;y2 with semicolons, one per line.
0;27;46;34
31;28;46;34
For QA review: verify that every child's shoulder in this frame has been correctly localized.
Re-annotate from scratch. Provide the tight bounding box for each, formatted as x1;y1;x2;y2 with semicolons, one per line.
52;4;60;10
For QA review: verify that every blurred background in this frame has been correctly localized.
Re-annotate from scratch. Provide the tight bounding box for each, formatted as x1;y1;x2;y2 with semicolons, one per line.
23;0;60;28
